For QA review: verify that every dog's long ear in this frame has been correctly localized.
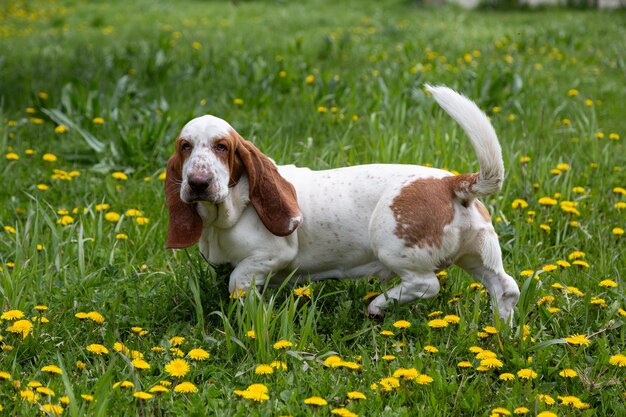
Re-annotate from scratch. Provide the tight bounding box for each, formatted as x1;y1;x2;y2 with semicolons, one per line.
233;132;302;236
164;148;203;248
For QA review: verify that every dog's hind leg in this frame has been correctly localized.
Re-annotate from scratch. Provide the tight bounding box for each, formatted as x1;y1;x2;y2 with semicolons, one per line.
455;235;519;324
366;270;440;319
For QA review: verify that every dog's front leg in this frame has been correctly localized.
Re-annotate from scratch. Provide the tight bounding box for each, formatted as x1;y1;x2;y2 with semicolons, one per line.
228;255;291;296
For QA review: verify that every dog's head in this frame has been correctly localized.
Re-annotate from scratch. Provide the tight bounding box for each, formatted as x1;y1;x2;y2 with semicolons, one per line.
164;115;302;249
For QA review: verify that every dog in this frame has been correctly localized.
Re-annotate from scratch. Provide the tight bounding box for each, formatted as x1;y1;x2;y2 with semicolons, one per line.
164;85;520;321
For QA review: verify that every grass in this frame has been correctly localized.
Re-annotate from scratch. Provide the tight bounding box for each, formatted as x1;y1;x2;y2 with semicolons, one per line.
1;0;625;415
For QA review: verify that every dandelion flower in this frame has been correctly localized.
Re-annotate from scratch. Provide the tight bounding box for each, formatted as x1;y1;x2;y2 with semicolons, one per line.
273;339;293;349
516;368;537;379
133;391;153;400
132;359;150;369
105;212;120;222
149;385;169;394
7;319;33;338
39;404;64;415
42;153;57;162
382;355;396;361
304;396;327;405
86;311;105;324
563;334;590;346
538;197;557;206
81;394;93;402
0;371;11;380
378;377;400;391
136;217;150;225
362;291;380;300
424;345;439;353
393;368;419;380
187;348;210;360
92;117;105;124
111;172;128;180
443;314;460;324
415;374;434;385
499;373;514;381
379;330;394;336
169;336;185;346
613;227;624;236
164;359;190;377
294;286;311;298
331;408;358;417
1;310;25;320
458;361;473;368
480;358;504;369
514;407;529;414
491;408;511;416
347;391;366;400
255;364;274;375
392;320;411;329
5;152;19;160
86;344;109;355
609;353;626;367
246;330;256;339
41;365;62;375
174;381;197;393
427;318;448;328
559;368;577;378
270;360;287;370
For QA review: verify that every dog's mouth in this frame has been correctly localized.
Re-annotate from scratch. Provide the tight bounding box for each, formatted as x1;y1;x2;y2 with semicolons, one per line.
181;187;226;205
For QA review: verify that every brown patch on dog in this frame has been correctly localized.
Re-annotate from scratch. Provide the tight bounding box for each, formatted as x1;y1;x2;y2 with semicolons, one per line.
391;174;479;248
475;200;491;222
165;137;203;249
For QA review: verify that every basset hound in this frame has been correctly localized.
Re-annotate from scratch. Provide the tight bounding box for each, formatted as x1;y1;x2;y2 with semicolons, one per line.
165;85;520;321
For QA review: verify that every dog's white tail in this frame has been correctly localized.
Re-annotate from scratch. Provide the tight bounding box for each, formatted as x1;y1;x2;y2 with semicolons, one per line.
426;84;504;196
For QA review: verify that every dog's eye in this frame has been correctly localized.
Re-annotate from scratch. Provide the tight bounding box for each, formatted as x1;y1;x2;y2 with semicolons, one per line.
181;142;192;152
215;143;228;153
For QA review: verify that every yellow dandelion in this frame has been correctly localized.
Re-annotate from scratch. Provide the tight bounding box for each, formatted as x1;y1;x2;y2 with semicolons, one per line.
135;217;150;225
427;318;448;328
255;364;274;375
246;330;256;339
516;368;537;379
559;368;577;378
382;355;396;361
42;153;57;162
273;339;293;349
392;320;411;329
499;373;514;381
613;227;624;236
492;407;511;416
480;357;504;369
415;374;434;385
187;348;210;360
86;344;109;355
514;407;530;414
7;319;33;338
511;199;528;209
304;396;327;405
111;172;128;180
1;310;25;320
86;311;105;324
41;365;62;375
378;377;400;391
294;286;311;298
104;212;121;222
458;361;473;368
165;359;190;377
609;353;626;367
39;404;64;415
379;330;394;336
149;385;169;394
133;391;153;400
347;391;366;400
92;117;105;124
6;152;19;160
174;381;197;393
54;125;67;134
424;345;439;353
132;359;151;369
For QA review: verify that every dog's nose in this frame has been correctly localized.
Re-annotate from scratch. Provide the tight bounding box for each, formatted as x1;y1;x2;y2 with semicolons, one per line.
187;174;211;193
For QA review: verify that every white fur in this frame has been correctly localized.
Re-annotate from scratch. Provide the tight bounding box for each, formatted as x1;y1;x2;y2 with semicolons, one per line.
180;87;519;322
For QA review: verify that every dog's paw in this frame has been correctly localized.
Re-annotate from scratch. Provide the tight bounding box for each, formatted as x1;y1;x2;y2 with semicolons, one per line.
368;312;384;322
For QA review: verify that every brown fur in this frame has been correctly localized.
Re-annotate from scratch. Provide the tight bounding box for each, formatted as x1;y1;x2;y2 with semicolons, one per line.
475;200;491;222
391;173;479;248
231;132;302;236
164;140;203;249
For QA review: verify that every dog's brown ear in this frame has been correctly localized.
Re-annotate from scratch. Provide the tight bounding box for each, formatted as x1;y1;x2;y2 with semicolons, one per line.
233;132;302;236
164;150;203;248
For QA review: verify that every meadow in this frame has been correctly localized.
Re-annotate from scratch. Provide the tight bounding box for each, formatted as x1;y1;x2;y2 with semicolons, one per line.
1;0;625;415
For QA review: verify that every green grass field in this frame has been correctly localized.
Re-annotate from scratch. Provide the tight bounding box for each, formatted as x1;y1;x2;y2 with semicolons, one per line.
1;0;625;415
